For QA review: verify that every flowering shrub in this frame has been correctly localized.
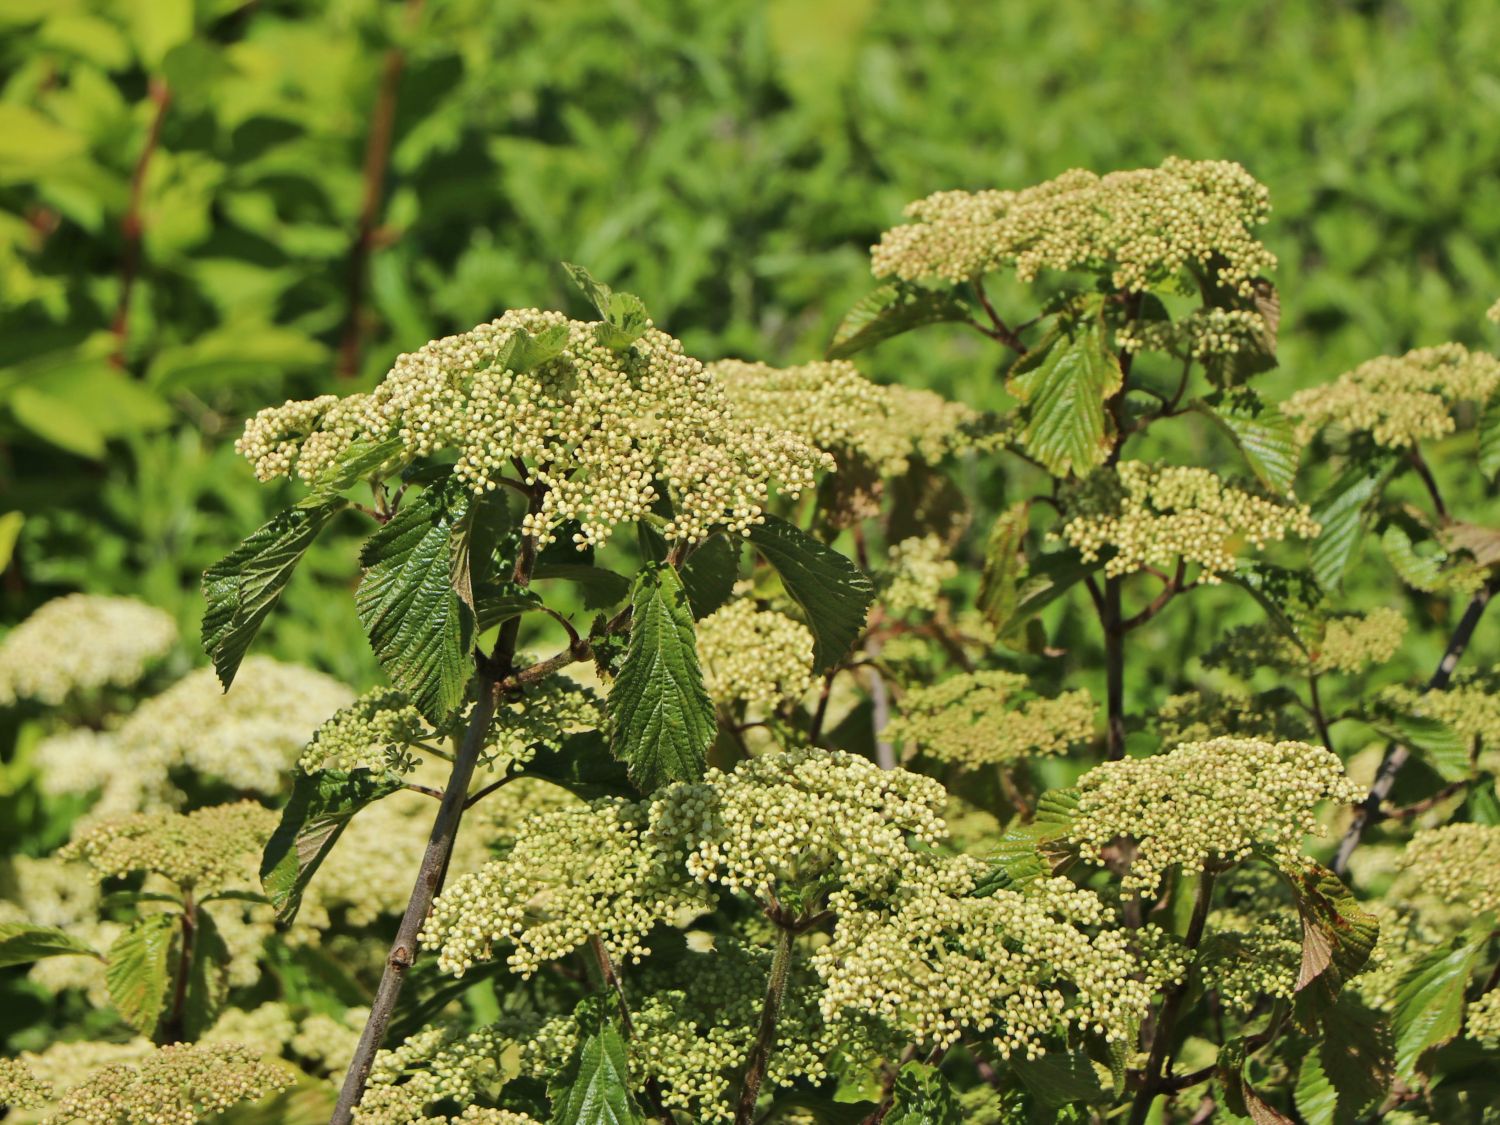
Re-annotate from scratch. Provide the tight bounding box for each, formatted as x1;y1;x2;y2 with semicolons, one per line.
3;164;1500;1125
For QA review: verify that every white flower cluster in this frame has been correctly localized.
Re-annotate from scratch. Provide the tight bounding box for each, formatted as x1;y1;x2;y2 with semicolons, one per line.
0;595;176;708
355;1024;510;1125
881;535;958;616
1206;609;1408;679
647;748;949;902
485;676;601;770
1198;908;1301;1012
1154;690;1304;746
1059;461;1318;582
1397;824;1500;918
871;158;1275;294
1068;737;1362;894
814;862;1156;1057
1467;989;1500;1048
695;599;816;711
36;657;352;824
884;670;1095;771
299;687;428;773
46;1042;290;1125
420;797;712;977
707;358;979;476
0;1057;51;1110
61;802;277;894
1116;307;1271;359
238;309;832;548
1283;343;1500;448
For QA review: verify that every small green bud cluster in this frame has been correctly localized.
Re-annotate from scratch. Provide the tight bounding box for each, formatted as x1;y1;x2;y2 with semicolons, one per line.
1467;989;1500;1048
355;1024;509;1125
61;802;276;893
1207;609;1408;678
696;599;816;711
0;1056;51;1110
1069;737;1362;894
1382;668;1500;761
648;748;949;902
239;310;831;548
300;688;427;773
1397;824;1500;918
485;677;602;770
1116;307;1270;359
871;158;1274;294
48;1042;289;1125
0;595;177;708
419;798;712;977
881;535;959;616
1155;690;1307;745
707;358;979;476
1059;461;1318;582
1198;909;1301;1012
815;862;1157;1056
1282;343;1500;448
884;670;1094;771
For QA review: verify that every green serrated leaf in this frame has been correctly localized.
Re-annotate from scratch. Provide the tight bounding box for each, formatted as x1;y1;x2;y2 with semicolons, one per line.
1006;318;1122;477
524;731;636;800
106;914;179;1037
1196;387;1301;492
182;909;231;1039
1293;994;1392;1125
747;515;875;671
1011;1049;1108;1109
1217;1037;1293;1124
1310;460;1392;591
1283;861;1378;1002
308;435;404;496
1391;938;1485;1080
260;769;404;926
534;563;632;610
884;1061;963;1125
485;322;570;374
1479;396;1500;479
561;262;648;350
202;499;347;689
548;994;644;1125
473;581;545;633
0;922;101;968
680;533;739;619
1370;711;1471;782
1380;523;1449;592
356;483;475;722
607;563;714;792
827;282;972;359
977;501;1031;633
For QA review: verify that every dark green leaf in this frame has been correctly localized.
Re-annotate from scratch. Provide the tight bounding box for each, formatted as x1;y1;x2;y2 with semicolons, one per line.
182;909;231;1040
356;483;475;722
1309;461;1392;591
1006;318;1122;477
1011;1048;1108;1108
202;499;347;689
1293;994;1392;1125
534;563;632;610
0;922;101;968
451;489;514;612
1195;387;1301;492
260;769;404;926
525;731;636;799
884;1061;963;1125
607;563;715;792
1369;712;1470;782
747;515;875;671
679;533;739;619
106;914;178;1037
1217;1038;1293;1124
548;994;644;1125
1391;938;1485;1080
827;282;972;359
473;581;545;632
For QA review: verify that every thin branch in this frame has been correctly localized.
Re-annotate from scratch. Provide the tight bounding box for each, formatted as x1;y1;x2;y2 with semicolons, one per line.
1408;445;1450;523
402;782;443;800
336;0;424;379
463;771;513;811
1334;578;1497;875
734;925;796;1125
111;77;171;369
973;277;1029;354
160;891;195;1044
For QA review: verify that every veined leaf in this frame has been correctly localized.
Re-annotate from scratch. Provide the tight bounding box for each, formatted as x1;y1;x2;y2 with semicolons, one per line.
1369;711;1470;783
0;922;101;968
482;322;570;373
747;515;875;671
525;732;635;800
1381;523;1449;592
1479;396;1500;480
827;282;972;360
182;910;231;1040
679;533;739;619
1282;861;1378;1008
976;501;1031;633
473;581;545;632
548;994;644;1125
1006;317;1122;477
1010;1048;1108;1109
1310;460;1392;591
106;914;179;1037
1195;387;1301;492
307;435;404;496
1293;994;1392;1125
1218;1038;1294;1124
884;1061;963;1125
355;483;475;723
561;261;648;351
607;563;715;792
1391;938;1485;1080
1439;520;1500;569
202;499;347;689
260;769;404;926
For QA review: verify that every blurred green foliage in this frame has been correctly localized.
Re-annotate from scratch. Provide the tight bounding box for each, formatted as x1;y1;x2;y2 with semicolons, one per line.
4;0;1500;686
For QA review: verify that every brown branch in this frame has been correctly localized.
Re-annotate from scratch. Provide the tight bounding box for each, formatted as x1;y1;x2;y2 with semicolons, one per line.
160;891;195;1044
111;77;171;370
973;277;1029;354
336;0;424;379
1334;578;1496;875
1408;446;1449;523
734;924;796;1125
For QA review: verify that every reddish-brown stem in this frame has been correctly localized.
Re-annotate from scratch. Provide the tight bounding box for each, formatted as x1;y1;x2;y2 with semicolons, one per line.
336;0;425;379
111;77;171;370
160;890;195;1044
